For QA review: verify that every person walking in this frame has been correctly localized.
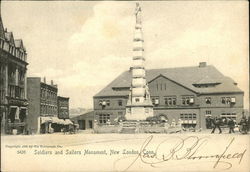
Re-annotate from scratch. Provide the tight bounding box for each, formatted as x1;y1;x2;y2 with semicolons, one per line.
239;116;248;134
206;116;212;129
171;119;176;127
228;118;235;134
247;116;250;132
211;117;222;134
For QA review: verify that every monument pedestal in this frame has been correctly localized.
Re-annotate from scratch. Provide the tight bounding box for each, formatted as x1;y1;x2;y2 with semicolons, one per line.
125;104;153;121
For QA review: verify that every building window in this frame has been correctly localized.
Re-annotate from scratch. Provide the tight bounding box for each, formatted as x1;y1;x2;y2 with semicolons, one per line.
220;113;237;123
184;114;188;120
226;97;231;104
231;97;236;104
152;97;159;106
180;113;197;121
221;97;233;104
182;98;185;105
106;100;110;106
193;114;197;120
206;110;211;115
118;100;122;106
182;96;194;105
205;97;211;104
180;114;184;119
173;98;176;105
99;100;109;106
188;113;192;119
221;113;236;117
221;97;226;104
135;98;140;102
88;120;93;128
99;114;110;124
164;96;176;106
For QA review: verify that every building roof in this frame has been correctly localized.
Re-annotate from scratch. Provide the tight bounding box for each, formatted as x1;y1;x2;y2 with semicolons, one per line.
27;77;58;90
0;16;4;39
70;111;94;120
14;39;26;51
193;75;220;85
94;64;243;97
4;32;14;44
57;96;70;100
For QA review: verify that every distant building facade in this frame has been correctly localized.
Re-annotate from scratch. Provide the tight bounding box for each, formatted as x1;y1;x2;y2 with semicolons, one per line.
70;111;94;130
0;13;28;134
93;62;244;129
57;96;69;119
27;77;58;133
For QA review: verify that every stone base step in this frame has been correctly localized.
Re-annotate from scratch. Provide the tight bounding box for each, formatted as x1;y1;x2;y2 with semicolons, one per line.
122;122;137;128
120;128;136;133
120;121;138;133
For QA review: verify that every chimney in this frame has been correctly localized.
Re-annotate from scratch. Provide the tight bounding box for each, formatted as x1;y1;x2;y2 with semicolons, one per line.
51;80;54;85
199;62;207;68
43;77;46;83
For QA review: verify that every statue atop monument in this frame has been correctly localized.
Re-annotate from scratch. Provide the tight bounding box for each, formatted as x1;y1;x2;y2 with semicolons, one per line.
135;3;142;25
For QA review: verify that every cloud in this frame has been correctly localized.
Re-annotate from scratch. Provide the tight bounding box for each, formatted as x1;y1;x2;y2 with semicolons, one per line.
68;1;133;60
54;2;135;107
66;1;248;108
2;1;248;109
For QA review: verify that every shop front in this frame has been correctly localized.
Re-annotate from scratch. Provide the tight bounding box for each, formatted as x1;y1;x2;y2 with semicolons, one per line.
5;98;28;134
1;105;7;134
39;116;73;133
51;117;65;132
40;116;53;134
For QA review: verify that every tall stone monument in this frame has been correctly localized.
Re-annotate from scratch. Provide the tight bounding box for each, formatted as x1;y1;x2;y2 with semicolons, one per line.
125;3;154;120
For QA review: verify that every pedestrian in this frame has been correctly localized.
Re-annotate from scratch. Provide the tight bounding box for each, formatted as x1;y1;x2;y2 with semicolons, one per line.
228;118;235;134
171;119;176;127
206;117;211;129
211;117;222;134
63;126;67;134
177;119;183;132
247;116;250;132
239;116;248;134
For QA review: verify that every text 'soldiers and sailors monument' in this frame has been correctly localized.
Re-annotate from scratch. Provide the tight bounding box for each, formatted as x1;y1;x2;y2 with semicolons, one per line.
125;3;154;120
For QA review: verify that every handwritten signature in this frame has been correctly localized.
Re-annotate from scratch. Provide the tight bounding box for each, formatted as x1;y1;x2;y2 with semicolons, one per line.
113;135;247;171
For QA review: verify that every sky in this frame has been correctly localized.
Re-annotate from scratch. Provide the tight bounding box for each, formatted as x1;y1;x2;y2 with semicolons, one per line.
1;1;249;109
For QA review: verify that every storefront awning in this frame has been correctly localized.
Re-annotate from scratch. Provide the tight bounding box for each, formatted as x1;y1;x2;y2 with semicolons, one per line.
40;117;53;124
64;119;73;125
51;117;65;124
41;117;73;125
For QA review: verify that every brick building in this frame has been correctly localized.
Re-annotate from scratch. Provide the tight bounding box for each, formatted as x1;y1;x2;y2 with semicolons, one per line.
70;111;94;130
93;62;244;129
57;96;69;119
0;13;28;134
27;77;59;133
